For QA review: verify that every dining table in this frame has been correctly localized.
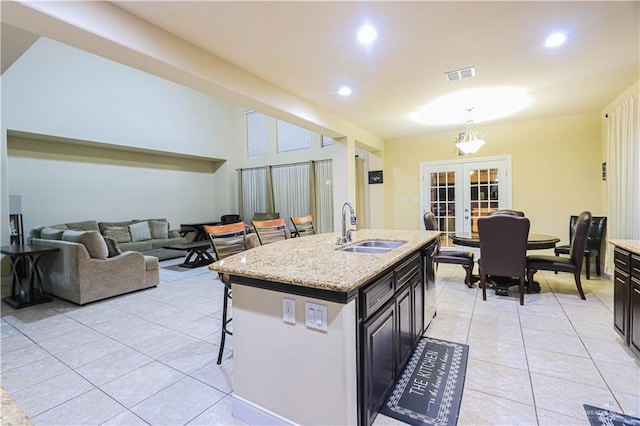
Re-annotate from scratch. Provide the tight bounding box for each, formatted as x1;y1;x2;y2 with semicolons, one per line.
450;232;560;295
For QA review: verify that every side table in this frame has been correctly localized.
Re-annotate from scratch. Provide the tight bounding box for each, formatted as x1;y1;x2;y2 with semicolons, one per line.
1;244;59;309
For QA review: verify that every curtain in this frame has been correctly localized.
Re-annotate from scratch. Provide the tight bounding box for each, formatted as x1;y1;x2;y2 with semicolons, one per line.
238;160;334;233
271;163;310;226
355;157;368;229
314;160;334;233
607;89;640;242
239;168;267;223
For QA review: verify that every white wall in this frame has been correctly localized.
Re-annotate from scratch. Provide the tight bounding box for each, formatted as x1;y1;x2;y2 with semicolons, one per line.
2;38;246;234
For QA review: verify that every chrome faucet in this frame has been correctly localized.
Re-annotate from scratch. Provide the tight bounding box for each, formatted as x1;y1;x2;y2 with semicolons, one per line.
337;201;357;245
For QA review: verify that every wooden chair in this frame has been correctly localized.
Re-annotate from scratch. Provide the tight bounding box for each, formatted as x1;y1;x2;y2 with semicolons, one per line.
252;218;289;244
423;212;475;288
554;215;606;279
290;214;315;237
478;214;530;305
204;222;258;364
528;211;592;300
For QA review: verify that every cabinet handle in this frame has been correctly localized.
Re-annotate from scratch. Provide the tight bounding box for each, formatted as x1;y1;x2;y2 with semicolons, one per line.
634;288;640;295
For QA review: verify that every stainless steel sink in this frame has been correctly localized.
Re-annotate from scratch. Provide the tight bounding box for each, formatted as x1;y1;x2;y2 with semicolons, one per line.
339;240;406;254
355;240;405;249
340;246;393;254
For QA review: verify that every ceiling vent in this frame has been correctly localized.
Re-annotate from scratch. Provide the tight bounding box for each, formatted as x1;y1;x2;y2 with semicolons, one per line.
444;66;476;82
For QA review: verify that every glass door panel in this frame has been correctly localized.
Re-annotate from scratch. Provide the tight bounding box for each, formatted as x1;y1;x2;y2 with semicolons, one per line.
424;167;462;247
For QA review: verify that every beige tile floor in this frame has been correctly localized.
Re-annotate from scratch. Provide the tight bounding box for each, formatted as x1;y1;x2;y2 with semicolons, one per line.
1;257;639;425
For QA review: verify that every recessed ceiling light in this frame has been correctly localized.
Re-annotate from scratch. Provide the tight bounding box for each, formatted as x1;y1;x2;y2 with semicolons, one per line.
338;86;352;96
544;32;566;48
410;87;531;125
357;25;378;44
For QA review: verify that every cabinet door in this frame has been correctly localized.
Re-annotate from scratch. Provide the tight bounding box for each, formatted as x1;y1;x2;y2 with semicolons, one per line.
411;272;424;343
614;268;630;341
630;277;640;357
362;302;396;426
396;283;413;373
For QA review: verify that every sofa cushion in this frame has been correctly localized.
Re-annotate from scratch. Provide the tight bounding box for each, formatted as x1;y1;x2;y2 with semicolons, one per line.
98;220;137;234
65;220;100;232
129;221;151;242
41;227;65;240
119;241;153;252
29;226;45;239
62;230;109;260
104;236;122;258
102;225;132;244
149;220;169;239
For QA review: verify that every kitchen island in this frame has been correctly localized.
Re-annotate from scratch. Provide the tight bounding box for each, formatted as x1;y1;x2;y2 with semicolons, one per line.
210;229;440;426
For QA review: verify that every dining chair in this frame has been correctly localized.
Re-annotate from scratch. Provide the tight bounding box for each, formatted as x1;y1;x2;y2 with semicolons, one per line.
487;209;525;217
423;212;475;288
204;222;259;364
290;214;315;237
477;214;530;305
252;218;290;244
554;215;606;279
527;211;592;300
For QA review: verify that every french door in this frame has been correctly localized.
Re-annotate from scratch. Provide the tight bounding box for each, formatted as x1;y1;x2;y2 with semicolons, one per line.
420;156;512;248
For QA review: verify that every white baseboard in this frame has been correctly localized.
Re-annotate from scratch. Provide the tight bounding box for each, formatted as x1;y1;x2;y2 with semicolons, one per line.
232;394;296;426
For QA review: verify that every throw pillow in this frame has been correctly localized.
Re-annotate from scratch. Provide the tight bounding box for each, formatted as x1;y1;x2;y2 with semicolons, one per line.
102;225;132;243
62;230;109;260
103;236;122;258
40;227;65;240
129;221;151;242
149;220;169;239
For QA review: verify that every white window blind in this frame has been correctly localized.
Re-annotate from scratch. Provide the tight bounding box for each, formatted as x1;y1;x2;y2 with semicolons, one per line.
246;111;268;157
322;135;334;147
277;120;311;153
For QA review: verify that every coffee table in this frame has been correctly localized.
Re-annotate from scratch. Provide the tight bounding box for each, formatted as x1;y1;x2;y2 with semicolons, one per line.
164;241;215;268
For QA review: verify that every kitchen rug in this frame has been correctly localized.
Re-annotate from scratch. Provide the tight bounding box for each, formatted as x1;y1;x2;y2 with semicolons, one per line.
584;404;640;426
379;337;468;426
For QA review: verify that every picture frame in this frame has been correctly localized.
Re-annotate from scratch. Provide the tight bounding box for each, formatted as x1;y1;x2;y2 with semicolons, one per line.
368;170;383;184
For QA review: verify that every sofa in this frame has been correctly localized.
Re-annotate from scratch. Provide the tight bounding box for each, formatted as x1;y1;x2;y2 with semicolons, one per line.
27;218;186;305
30;218;188;260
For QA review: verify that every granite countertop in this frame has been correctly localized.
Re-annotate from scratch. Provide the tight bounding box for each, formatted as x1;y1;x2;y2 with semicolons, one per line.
209;229;440;293
608;239;640;256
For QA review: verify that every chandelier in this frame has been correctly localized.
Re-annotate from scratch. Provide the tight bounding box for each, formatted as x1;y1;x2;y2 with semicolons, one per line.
455;108;486;154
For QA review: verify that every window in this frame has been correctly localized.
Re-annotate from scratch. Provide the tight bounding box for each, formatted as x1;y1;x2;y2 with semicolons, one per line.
322;135;334;147
277;120;311;153
246;111;268;157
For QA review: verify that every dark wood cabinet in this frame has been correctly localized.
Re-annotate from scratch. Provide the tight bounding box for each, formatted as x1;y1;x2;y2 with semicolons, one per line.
412;272;424;343
612;246;640;358
614;268;630;340
631;275;640;356
359;240;438;426
362;302;396;426
396;283;413;372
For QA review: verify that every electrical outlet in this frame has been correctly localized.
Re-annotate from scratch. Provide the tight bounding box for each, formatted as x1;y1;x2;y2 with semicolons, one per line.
283;298;296;324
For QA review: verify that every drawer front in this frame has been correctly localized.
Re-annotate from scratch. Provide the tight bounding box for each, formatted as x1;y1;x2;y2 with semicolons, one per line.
632;254;640;278
614;248;631;273
362;273;395;319
395;253;420;287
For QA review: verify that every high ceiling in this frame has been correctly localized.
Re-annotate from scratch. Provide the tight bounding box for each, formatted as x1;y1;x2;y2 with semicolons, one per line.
3;2;639;140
